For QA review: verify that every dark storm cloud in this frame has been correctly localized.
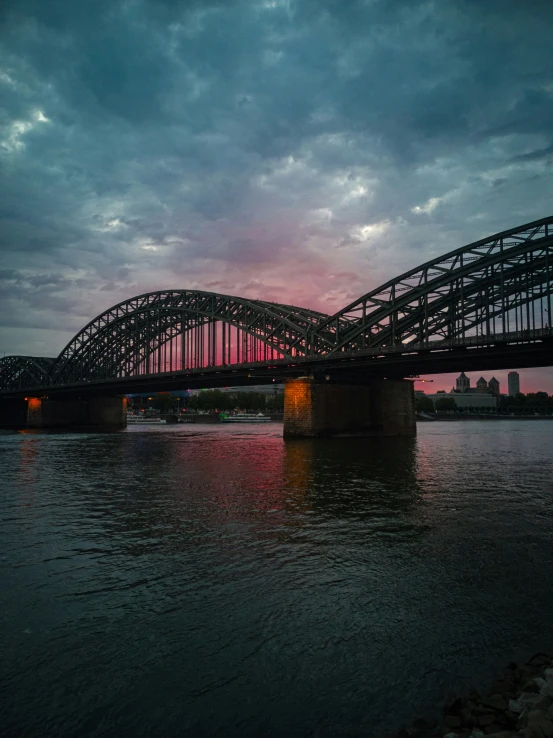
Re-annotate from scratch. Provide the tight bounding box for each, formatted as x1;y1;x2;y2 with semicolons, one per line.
1;0;552;389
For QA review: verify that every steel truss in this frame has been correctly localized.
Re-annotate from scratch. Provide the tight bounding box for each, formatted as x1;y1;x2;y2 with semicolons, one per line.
311;215;553;355
0;356;54;392
47;291;333;385
1;216;552;392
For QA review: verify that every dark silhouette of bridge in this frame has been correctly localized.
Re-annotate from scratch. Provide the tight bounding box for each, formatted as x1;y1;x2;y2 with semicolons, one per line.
1;216;552;435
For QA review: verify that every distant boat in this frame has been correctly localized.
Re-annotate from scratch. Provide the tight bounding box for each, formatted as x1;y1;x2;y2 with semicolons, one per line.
220;413;271;423
417;411;435;421
127;413;165;424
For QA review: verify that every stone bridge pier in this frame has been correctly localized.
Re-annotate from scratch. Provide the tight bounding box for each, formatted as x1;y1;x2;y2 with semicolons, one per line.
283;377;416;438
0;396;127;430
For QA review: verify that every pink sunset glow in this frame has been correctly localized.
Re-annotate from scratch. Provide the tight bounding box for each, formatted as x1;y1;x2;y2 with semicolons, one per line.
0;1;551;394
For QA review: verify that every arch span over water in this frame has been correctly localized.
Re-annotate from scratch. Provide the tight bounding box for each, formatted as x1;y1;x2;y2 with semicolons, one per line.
1;215;552;391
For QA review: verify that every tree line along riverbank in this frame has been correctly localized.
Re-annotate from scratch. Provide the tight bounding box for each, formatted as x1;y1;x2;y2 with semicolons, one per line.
129;389;284;415
416;392;553;416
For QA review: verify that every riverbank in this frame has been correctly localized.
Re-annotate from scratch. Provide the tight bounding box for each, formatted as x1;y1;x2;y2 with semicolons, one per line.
417;414;553;422
394;651;553;737
177;412;284;423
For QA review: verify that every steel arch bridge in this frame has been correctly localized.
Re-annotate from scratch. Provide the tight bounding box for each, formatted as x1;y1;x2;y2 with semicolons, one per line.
1;215;553;394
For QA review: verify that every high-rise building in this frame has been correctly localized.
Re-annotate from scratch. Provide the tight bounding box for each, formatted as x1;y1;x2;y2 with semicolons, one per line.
508;371;520;396
488;377;500;397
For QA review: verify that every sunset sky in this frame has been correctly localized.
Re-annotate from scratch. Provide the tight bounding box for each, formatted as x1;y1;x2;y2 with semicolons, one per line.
1;0;552;391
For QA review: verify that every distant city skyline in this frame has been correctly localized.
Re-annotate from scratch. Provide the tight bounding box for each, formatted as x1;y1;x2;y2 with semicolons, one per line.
418;369;553;395
420;369;533;395
420;371;499;408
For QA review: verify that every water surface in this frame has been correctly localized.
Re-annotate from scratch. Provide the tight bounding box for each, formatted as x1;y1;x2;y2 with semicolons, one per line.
2;421;553;737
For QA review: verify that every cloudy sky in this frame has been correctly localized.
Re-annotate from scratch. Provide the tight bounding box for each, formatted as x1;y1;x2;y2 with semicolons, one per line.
1;0;552;391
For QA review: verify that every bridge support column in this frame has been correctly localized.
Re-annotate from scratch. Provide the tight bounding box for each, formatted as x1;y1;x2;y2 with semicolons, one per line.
0;396;127;430
86;397;128;428
0;398;29;429
283;377;416;438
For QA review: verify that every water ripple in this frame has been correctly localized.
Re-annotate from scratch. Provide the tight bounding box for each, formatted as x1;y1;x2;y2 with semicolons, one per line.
1;422;553;737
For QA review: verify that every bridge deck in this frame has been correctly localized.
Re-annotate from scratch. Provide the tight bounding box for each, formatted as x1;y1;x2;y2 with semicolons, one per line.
2;329;551;398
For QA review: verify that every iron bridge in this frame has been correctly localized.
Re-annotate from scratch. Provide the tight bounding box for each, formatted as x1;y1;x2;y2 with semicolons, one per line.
2;215;553;396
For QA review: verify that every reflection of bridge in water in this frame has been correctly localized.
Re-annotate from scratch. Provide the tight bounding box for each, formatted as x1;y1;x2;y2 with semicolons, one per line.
1;216;552;435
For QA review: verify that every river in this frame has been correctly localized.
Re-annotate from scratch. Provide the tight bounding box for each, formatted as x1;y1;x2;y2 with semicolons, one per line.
1;421;553;737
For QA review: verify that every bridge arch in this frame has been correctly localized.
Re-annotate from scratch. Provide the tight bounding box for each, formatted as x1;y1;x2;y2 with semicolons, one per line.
48;290;331;385
314;215;553;354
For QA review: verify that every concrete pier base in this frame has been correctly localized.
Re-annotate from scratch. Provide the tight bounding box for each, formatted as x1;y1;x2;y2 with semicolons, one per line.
283;377;416;438
0;396;127;430
0;398;29;429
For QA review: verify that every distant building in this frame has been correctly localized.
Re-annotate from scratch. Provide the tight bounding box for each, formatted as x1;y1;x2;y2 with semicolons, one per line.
474;375;500;396
508;371;520;396
425;392;497;409
456;372;470;393
422;371;499;409
456;372;499;399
